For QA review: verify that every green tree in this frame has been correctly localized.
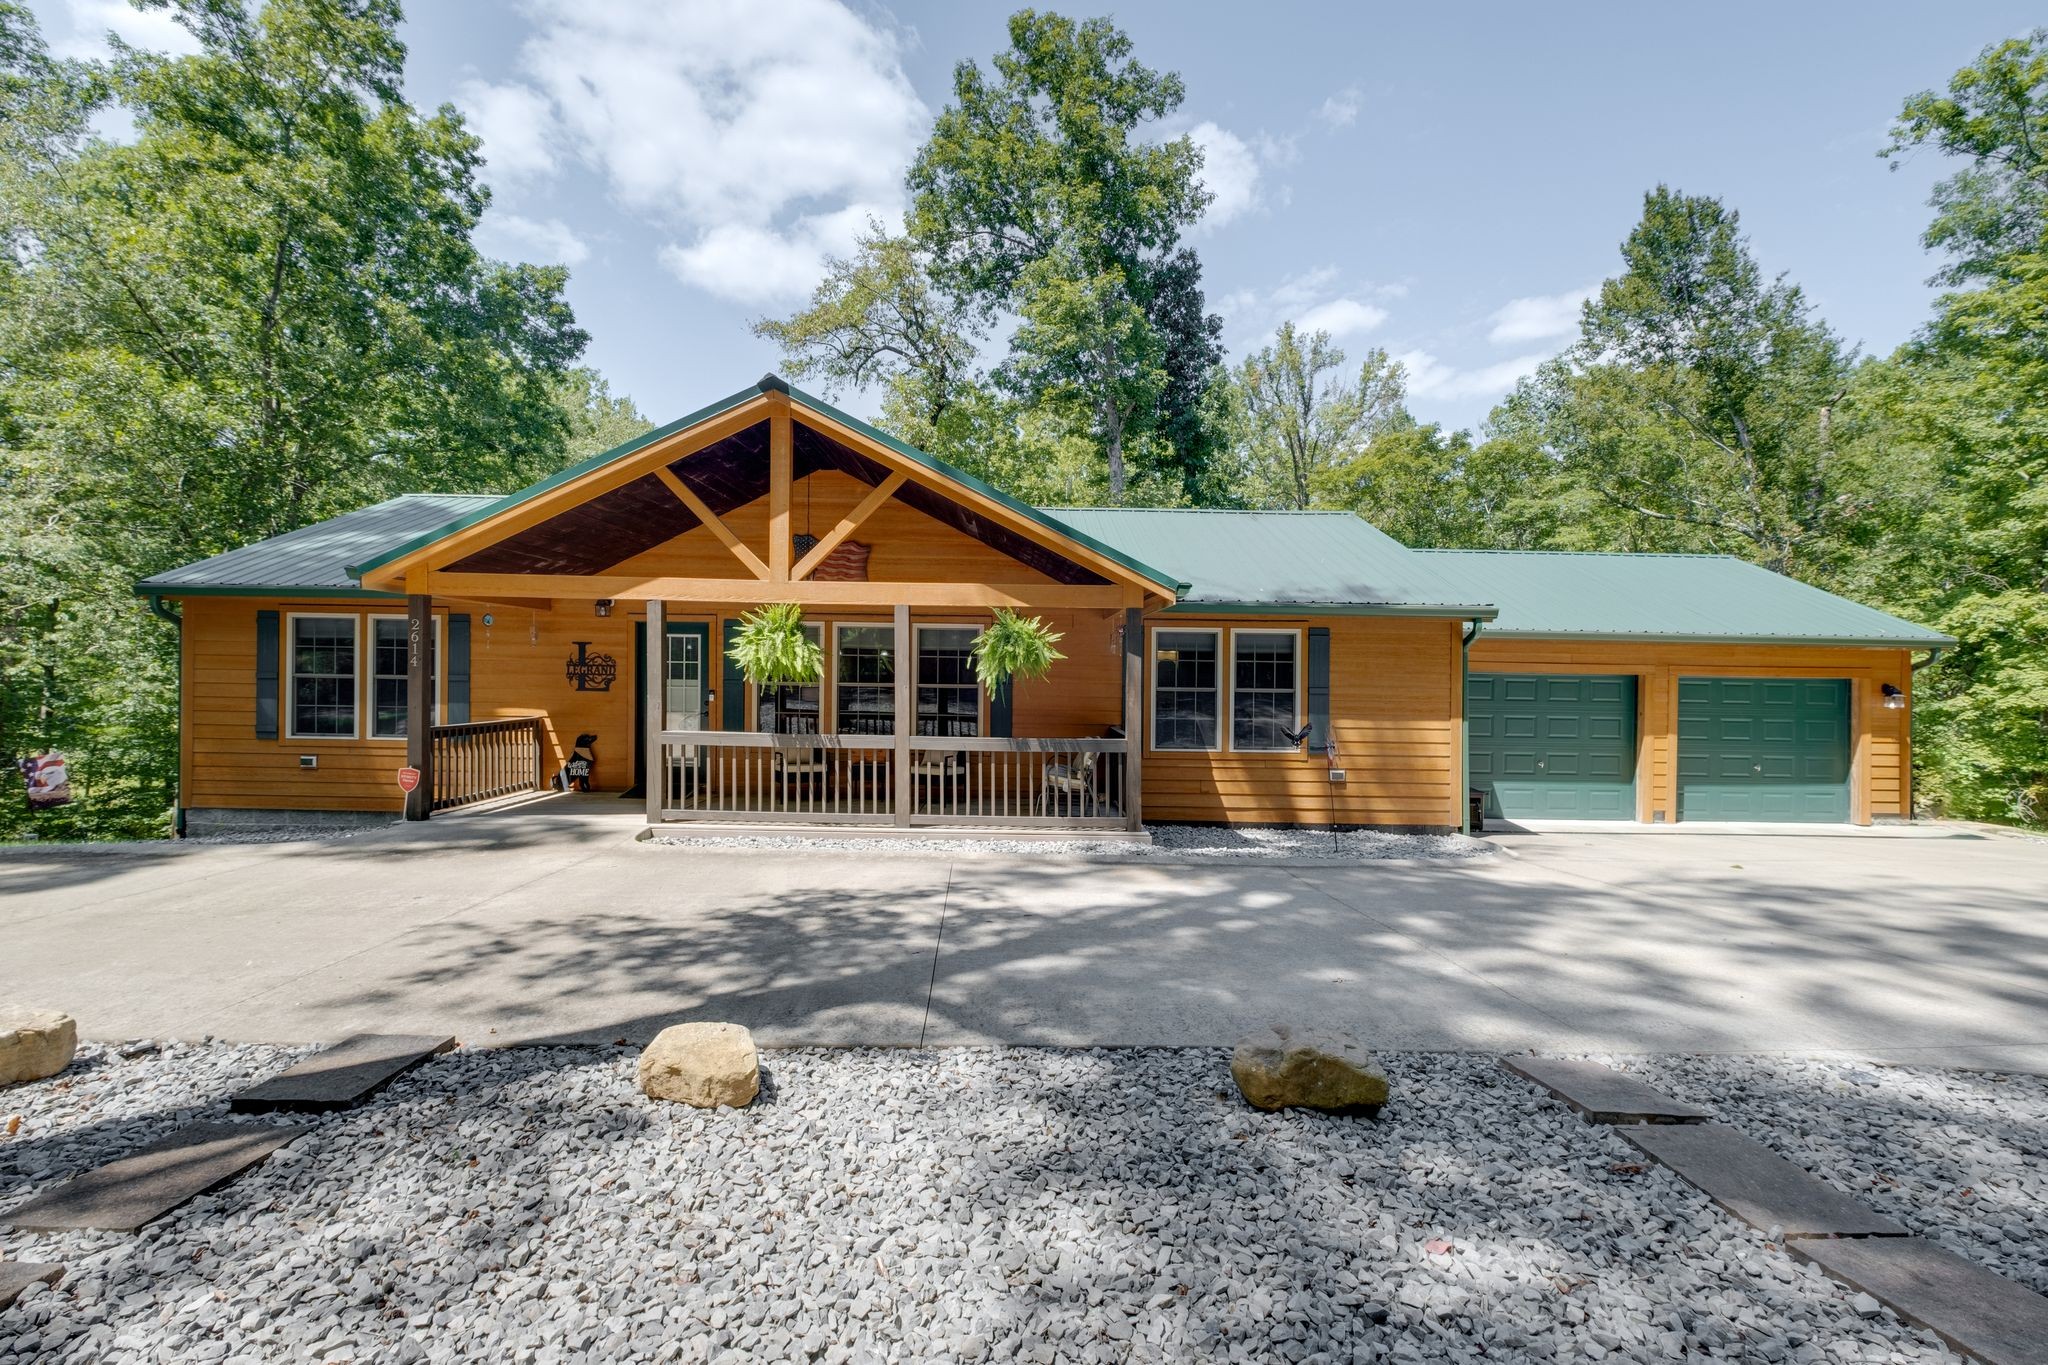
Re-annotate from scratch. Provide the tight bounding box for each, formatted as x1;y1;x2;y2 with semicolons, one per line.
907;10;1211;502
0;0;588;839
1874;30;2048;821
752;222;985;438
1501;188;1867;578
1233;326;1403;509
553;366;652;461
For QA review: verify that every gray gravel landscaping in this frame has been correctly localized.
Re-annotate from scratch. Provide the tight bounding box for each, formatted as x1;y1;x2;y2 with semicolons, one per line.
1596;1052;2048;1296
651;823;1494;861
3;1042;2004;1362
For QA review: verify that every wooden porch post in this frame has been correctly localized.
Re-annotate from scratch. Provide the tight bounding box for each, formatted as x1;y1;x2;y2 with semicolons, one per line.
404;593;433;820
893;602;912;826
1124;606;1144;831
645;600;664;825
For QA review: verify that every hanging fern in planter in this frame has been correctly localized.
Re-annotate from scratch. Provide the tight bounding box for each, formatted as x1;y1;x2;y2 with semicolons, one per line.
726;603;824;686
970;608;1066;688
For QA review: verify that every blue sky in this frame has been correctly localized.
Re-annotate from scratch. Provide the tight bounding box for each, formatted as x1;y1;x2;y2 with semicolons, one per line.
33;0;2044;433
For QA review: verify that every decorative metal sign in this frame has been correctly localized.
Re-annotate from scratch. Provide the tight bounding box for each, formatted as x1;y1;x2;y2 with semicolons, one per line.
565;641;617;692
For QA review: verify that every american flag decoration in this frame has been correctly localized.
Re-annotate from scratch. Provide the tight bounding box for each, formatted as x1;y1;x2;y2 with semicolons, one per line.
792;534;870;581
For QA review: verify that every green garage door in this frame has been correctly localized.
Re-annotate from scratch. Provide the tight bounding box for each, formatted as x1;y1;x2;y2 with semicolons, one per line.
1467;674;1637;820
1677;677;1850;823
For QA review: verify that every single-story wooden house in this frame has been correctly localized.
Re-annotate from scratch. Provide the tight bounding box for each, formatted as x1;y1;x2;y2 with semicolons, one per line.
137;376;1952;836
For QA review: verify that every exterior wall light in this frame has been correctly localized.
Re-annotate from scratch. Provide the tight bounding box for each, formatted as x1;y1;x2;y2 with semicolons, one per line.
594;599;614;618
1881;683;1906;709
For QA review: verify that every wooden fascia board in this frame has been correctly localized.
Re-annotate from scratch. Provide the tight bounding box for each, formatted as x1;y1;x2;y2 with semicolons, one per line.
424;572;1128;610
654;465;770;579
791;471;906;580
355;396;776;591
789;405;1177;601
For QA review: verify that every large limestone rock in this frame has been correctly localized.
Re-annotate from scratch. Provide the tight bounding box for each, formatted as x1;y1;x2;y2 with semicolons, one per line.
1231;1023;1388;1116
1;1006;77;1086
637;1022;759;1109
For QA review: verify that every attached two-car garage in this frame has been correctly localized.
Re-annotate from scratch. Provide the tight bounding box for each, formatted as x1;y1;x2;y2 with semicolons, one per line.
1468;671;1853;825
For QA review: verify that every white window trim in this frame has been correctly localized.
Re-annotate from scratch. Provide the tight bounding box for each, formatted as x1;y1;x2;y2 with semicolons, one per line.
1227;627;1307;753
1148;626;1223;753
366;614;444;740
284;611;361;741
914;621;986;736
749;620;827;733
832;620;896;735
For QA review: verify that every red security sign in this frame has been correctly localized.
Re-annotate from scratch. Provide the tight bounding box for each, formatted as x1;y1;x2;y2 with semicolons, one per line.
396;767;421;793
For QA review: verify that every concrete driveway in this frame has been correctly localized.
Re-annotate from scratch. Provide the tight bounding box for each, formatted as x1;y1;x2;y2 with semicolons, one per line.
4;809;2046;1069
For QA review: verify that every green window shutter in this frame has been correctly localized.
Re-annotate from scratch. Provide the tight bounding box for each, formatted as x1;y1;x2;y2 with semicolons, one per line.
720;618;745;730
988;679;1013;738
255;610;280;739
1306;626;1331;754
445;614;471;724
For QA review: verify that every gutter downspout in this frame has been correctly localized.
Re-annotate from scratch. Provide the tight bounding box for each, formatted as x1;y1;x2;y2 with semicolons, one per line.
1460;618;1483;835
148;595;185;838
1905;646;1945;822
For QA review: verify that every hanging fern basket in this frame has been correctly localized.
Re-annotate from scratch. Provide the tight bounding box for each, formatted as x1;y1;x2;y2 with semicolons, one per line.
969;609;1067;689
725;603;824;686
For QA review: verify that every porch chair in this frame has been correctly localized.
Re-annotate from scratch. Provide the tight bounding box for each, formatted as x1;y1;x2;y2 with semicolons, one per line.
910;747;962;816
1037;748;1100;818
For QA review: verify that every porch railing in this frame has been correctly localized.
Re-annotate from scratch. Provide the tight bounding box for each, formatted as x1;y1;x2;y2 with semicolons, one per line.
432;717;546;812
654;730;1128;828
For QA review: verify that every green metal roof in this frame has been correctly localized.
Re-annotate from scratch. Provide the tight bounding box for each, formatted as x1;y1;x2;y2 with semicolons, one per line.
1417;550;1954;647
137;495;497;598
1047;509;1496;616
343;375;1184;594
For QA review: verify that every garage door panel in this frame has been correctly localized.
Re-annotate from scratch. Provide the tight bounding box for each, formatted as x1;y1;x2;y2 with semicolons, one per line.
1678;677;1849;824
1468;673;1636;822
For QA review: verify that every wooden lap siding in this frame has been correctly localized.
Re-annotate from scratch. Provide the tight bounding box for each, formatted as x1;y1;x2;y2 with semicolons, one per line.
181;596;642;812
1138;615;1462;829
1466;639;1913;824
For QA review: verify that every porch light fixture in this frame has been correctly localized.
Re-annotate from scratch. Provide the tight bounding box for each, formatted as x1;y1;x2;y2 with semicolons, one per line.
594;599;614;618
1881;683;1906;709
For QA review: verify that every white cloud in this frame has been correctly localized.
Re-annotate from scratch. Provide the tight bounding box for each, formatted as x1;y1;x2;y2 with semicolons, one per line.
1398;350;1548;401
476;213;590;267
458;80;561;184
660;202;881;305
56;0;200;59
1486;285;1597;344
1296;298;1388;339
465;0;928;305
1221;266;1406;350
1190;121;1261;229
1316;86;1362;130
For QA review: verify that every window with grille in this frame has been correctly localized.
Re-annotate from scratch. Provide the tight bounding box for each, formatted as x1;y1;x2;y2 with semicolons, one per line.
916;626;980;737
1231;630;1300;751
835;624;895;735
289;616;357;738
369;617;437;739
1152;629;1219;750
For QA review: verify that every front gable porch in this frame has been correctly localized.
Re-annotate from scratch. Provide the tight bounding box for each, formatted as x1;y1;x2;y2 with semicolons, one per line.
351;377;1174;829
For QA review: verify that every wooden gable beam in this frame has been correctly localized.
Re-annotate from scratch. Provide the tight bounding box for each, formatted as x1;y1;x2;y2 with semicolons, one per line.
790;406;1175;604
791;471;907;581
353;396;774;588
654;465;770;580
425;571;1127;610
768;402;793;579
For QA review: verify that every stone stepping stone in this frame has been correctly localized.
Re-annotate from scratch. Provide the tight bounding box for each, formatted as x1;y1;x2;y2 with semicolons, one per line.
0;1261;64;1310
1502;1056;1711;1124
4;1121;305;1232
1620;1122;1907;1239
1793;1235;2048;1365
230;1033;455;1114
